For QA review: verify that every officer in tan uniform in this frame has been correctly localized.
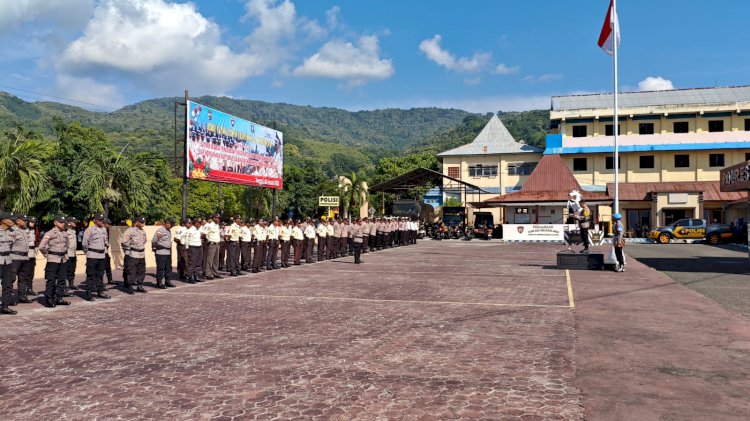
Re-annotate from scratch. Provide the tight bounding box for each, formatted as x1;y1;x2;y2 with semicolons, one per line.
291;220;304;266
279;219;292;268
316;218;327;261
226;214;243;276
266;218;280;270
240;218;253;272
151;217;175;288
368;216;378;251
339;219;349;257
65;216;78;292
39;215;70;308
331;218;341;258
304;218;316;263
23;216;39;296
121;217;148;294
252;219;266;273
174;218;190;282
325;219;334;259
81;213;112;300
204;214;222;279
186;219;202;283
352;218;364;264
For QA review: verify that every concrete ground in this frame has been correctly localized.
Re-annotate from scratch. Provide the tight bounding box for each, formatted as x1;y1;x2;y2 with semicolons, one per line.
1;240;749;420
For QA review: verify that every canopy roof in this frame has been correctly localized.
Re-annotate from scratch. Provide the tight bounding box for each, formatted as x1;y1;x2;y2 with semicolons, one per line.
369;167;489;194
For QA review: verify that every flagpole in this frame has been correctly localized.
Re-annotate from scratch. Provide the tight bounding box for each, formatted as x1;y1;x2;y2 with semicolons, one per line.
613;0;620;215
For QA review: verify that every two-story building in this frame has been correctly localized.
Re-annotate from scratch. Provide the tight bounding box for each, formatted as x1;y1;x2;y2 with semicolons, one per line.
437;114;543;224
542;85;750;230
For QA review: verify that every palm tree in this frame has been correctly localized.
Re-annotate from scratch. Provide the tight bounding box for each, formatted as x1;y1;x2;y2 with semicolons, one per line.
0;126;54;212
74;145;151;216
339;172;369;220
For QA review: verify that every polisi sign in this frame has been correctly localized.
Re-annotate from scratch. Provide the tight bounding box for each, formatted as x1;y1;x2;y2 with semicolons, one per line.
720;161;750;192
318;196;340;207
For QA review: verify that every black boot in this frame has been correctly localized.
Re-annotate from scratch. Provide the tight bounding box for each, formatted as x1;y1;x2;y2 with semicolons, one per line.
1;306;17;315
96;292;111;299
136;285;147;293
83;292;94;302
18;295;32;304
156;279;166;289
55;299;71;305
165;279;176;288
45;298;56;308
27;289;38;296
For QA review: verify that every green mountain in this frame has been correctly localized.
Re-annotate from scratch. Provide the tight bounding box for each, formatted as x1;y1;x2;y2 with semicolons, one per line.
0;92;550;178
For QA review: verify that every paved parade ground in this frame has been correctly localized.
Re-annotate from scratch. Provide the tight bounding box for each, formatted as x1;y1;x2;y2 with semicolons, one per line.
2;241;749;420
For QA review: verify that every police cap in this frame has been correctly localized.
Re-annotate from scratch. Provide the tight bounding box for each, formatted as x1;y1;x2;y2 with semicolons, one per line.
66;216;77;223
103;218;112;225
134;216;146;224
165;217;176;225
53;215;66;223
0;212;13;221
15;214;28;222
93;213;105;220
181;218;191;224
28;216;37;223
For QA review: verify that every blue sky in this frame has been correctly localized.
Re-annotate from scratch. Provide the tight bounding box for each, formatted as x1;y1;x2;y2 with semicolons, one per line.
1;0;748;113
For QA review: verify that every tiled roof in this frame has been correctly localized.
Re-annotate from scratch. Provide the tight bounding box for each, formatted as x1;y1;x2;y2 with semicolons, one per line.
552;85;750;111
485;155;608;203
607;181;749;202
437;114;543;157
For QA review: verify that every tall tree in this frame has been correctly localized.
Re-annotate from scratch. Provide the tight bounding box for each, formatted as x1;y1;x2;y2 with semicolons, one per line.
0;126;54;212
339;172;369;219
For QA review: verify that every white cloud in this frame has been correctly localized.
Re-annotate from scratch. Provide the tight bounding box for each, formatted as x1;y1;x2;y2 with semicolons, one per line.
493;63;520;75
638;76;674;91
463;77;482;86
418;34;490;73
55;74;126;110
522;73;563;83
325;6;341;29
56;0;288;99
0;0;93;34
294;35;394;86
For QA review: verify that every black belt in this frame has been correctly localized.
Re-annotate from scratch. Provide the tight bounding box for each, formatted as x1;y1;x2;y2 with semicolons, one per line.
130;247;145;252
48;251;66;256
0;251;10;256
155;245;170;250
11;251;28;256
29;246;36;249
87;248;105;253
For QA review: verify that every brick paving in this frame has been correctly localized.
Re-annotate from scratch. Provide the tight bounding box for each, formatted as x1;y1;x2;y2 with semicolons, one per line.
0;241;581;420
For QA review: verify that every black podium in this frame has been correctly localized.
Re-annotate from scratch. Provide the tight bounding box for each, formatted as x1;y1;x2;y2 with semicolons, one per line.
556;251;604;270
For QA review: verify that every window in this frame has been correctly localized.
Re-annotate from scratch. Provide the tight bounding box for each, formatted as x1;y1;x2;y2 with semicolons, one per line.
674;154;690;168
639;123;654;135
573;158;588;171
572;125;587;137
447;166;459;178
639;155;655;169
745;119;750;131
746;152;750;161
507;162;536;176
709;153;725;167
673;121;689;133
468;164;498;178
605;124;620;136
708;120;724;132
605;156;621;170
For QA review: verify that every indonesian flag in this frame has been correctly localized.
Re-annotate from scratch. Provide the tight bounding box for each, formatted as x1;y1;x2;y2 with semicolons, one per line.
597;0;620;55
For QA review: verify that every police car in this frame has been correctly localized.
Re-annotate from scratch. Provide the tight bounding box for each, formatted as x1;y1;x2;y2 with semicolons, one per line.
648;218;735;244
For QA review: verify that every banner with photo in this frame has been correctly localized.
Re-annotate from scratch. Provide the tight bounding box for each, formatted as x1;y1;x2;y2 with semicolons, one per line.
186;101;283;189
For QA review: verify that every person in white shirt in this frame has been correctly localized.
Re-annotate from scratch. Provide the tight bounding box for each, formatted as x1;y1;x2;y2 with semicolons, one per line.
304;218;316;263
316;218;328;262
291;220;304;266
186;219;202;283
204;214;222;279
240;218;253;272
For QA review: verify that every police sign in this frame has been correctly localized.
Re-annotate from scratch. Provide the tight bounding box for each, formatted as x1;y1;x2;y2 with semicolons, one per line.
319;196;340;207
720;160;750;192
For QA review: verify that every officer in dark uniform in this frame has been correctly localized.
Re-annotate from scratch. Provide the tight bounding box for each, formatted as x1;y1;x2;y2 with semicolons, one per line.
152;217;176;288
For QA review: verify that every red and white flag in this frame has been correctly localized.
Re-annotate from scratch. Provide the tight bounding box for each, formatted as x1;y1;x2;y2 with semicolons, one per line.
597;0;620;55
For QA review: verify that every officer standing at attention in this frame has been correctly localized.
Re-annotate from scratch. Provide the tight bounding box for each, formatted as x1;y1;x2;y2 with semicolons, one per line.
316;217;327;261
240;218;253;272
81;213;112;300
10;214;32;304
174;218;189;282
186;219;203;283
205;214;222;280
291;220;304;265
23;216;39;297
218;221;227;272
65;216;78;292
226;214;242;276
152;217;176;288
102;218;115;286
332;218;341;258
252;219;267;273
39;215;70;308
279;219;292;268
304;218;316;263
369;216;378;251
361;217;370;254
325;218;334;259
352;218;364;264
339;219;349;257
266;218;280;270
298;218;308;261
121;217;148;294
0;213;17;314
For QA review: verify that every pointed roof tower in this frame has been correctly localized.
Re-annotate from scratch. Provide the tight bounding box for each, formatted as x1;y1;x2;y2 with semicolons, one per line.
437;115;543;157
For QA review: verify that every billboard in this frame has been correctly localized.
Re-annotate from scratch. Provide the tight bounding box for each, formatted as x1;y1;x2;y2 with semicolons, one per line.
186;101;283;189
